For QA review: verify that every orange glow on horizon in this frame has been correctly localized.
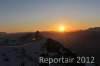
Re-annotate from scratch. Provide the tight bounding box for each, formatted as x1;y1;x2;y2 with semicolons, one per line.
1;24;89;33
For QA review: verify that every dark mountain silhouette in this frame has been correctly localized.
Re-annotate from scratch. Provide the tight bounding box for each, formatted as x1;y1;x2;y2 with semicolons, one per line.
0;27;99;66
42;27;100;66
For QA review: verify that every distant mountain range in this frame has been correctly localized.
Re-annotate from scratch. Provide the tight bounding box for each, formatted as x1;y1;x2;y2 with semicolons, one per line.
0;27;100;66
42;27;100;66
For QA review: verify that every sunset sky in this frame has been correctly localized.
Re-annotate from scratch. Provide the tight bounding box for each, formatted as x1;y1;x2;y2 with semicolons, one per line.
0;0;100;32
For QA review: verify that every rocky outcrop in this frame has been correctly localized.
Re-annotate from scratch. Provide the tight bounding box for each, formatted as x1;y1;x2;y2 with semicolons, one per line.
0;38;86;66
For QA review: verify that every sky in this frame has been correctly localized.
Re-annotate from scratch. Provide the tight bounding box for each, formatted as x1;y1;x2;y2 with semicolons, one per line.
0;0;100;32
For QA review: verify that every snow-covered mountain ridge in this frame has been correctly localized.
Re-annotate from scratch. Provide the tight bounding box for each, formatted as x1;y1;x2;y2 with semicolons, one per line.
0;37;95;66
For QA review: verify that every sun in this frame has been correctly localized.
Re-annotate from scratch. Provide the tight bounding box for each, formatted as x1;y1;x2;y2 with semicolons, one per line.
59;26;65;32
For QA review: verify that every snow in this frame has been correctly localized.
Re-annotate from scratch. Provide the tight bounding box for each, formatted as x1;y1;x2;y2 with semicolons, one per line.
0;38;95;66
0;39;46;66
